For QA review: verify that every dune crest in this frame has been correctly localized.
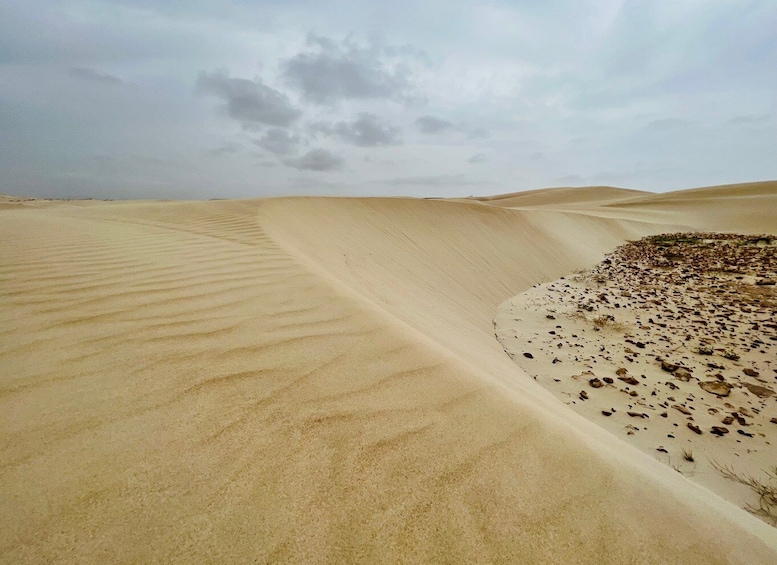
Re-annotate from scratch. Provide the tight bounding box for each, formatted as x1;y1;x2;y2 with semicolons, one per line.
2;183;777;563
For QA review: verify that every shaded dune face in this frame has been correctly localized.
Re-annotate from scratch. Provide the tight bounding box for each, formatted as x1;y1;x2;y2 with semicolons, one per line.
1;183;777;563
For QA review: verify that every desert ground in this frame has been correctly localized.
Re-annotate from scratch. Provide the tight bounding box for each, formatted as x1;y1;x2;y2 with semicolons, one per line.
2;181;777;563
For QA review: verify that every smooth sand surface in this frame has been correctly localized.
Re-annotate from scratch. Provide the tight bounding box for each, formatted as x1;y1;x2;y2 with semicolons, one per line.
2;181;777;563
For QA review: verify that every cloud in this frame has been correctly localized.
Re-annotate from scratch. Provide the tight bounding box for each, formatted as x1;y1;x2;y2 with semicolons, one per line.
313;113;402;147
726;114;770;126
468;153;488;164
383;174;490;187
645;118;694;131
281;34;413;103
415;115;456;134
68;67;123;85
209;142;243;156
283;148;344;171
466;127;490;140
197;70;301;129
254;128;301;155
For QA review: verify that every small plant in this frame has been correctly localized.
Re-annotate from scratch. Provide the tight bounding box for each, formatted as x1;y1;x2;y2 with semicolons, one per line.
712;461;777;526
682;449;694;462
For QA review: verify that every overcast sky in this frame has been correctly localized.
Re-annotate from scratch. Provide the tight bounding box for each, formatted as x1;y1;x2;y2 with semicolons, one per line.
1;1;775;199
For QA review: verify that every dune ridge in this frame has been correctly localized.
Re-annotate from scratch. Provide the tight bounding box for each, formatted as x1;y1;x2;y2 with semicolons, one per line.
2;183;777;563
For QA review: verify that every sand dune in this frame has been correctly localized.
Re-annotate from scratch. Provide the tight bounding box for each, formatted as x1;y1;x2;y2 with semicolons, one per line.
2;183;777;563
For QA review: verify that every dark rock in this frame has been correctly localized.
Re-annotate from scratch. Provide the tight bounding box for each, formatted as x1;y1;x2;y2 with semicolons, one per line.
743;368;759;377
603;377;614;384
710;426;729;436
673;405;692;415
743;383;774;398
698;381;732;397
722;416;735;425
589;378;604;388
661;361;681;373
601;410;612;416
579;390;588;401
523;352;534;359
687;423;702;434
737;429;754;437
618;376;640;385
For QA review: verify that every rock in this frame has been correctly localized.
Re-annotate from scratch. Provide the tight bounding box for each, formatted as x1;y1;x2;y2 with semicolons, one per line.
722;350;740;361
615;367;628;376
589;378;604;388
523;352;534;359
627;411;648;418
737;429;754;438
579;390;588;401
697;345;714;355
618;375;640;385
743;383;774;398
661;361;681;373
742;368;760;377
698;381;732;397
687;423;702;434
722;416;735;425
770;417;777;425
755;278;775;286
674;369;692;382
546;314;556;320
603;377;614;384
601;410;612;416
635;342;646;349
710;426;729;436
673;404;692;416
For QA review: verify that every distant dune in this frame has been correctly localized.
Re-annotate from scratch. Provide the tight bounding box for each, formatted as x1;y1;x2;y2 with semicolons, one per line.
2;182;777;563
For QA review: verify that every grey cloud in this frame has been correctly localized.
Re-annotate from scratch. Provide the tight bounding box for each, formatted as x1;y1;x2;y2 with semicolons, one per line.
69;67;123;84
283;148;344;171
383;174;491;187
415;115;455;134
254;128;301;155
197;70;301;129
468;153;488;164
209;142;243;156
466;127;490;140
314;113;402;147
282;34;412;103
727;114;770;125
645;118;694;131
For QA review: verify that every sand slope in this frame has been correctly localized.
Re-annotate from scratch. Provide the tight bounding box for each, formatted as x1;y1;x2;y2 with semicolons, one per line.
2;183;777;563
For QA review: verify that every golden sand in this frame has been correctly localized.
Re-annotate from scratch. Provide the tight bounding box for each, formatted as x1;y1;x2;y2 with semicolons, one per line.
2;182;777;563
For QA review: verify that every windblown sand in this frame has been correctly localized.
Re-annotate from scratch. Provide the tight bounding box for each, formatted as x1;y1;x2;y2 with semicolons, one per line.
2;182;777;563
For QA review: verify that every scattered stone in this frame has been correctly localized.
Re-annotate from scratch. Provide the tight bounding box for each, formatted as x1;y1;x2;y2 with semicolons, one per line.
710;426;729;436
722;415;735;425
673;404;692;416
743;383;774;398
618;375;640;385
589;378;604;388
674;369;692;382
698;381;732;397
770;417;777;425
661;361;681;373
601;410;612;416
523;352;534;359
742;368;760;377
687;423;702;435
737;429;754;438
722;350;740;361
579;390;588;401
603;377;614;384
627;411;648;418
615;367;628;376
